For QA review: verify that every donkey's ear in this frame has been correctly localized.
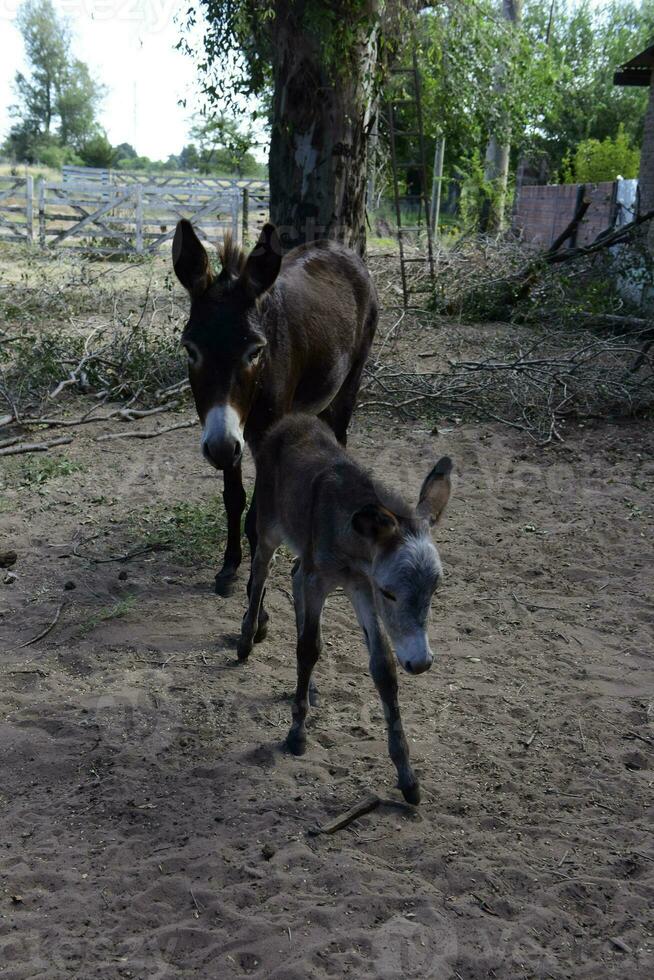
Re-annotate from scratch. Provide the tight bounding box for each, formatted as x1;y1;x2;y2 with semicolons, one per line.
172;219;213;296
417;456;452;526
242;223;282;298
352;503;399;544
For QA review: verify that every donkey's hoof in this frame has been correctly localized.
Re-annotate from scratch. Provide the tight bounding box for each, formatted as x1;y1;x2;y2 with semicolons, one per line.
400;779;421;806
215;571;237;597
286;729;307;756
254;610;269;643
236;638;252;661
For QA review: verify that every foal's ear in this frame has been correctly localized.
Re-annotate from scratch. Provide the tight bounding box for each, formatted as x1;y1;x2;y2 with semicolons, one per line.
173;220;213;297
416;456;452;526
241;223;282;298
352;504;399;544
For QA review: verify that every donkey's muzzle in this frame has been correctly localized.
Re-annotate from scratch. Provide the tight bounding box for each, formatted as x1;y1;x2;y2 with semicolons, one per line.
403;656;433;675
202;437;243;470
396;636;434;675
201;404;245;470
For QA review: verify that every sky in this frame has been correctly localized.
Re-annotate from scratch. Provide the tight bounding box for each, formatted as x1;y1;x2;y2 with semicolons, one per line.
0;0;616;163
0;0;232;160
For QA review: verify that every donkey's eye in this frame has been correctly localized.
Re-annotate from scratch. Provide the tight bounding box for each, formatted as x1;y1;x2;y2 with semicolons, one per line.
183;343;198;366
246;346;263;366
380;588;397;602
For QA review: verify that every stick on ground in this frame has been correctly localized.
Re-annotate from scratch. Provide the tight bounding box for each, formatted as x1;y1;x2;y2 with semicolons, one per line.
0;436;73;457
20;600;67;648
95;420;195;442
308;793;418;836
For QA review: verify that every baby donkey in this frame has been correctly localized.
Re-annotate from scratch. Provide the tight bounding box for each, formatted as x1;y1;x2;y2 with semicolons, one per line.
237;414;452;804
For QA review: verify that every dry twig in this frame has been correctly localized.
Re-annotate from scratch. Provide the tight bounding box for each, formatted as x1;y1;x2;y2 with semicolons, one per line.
21;600;67;648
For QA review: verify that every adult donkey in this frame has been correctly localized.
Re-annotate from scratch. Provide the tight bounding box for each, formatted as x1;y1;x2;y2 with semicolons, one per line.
172;220;378;595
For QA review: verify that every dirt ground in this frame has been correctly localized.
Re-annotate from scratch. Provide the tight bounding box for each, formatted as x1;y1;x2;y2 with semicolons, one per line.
1;297;653;979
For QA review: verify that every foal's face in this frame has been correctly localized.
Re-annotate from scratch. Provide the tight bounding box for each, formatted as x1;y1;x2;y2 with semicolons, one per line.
352;456;453;675
373;534;443;675
173;220;282;470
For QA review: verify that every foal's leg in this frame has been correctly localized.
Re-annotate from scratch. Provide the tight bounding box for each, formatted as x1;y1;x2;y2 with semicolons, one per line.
287;573;327;755
350;586;420;804
244;483;268;641
292;560;319;707
215;463;246;597
237;535;276;661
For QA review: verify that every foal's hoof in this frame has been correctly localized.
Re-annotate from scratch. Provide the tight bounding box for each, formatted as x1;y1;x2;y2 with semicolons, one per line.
215;571;237;597
254;610;269;643
236;637;252;661
286;729;307;756
400;779;421;806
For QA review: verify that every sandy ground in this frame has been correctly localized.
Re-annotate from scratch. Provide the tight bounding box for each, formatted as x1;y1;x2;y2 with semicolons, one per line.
1;313;653;979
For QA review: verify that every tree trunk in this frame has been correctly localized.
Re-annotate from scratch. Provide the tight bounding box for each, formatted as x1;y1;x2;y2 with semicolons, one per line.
639;73;654;252
480;0;522;234
268;3;380;254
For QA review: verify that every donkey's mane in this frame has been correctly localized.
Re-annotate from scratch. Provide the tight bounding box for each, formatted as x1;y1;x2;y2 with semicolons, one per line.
219;233;247;278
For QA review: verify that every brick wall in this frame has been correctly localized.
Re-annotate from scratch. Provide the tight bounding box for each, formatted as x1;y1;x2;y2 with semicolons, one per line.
513;182;617;247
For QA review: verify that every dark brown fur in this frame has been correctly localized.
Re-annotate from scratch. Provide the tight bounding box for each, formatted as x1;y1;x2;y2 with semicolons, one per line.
172;221;378;595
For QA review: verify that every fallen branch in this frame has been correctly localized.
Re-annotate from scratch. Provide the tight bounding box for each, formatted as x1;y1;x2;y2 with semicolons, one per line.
545;195;591;256
0;436;73;456
548;207;654;264
308;793;418;836
95;420;195;441
10;401;184;432
73;542;170;564
20;600;67;648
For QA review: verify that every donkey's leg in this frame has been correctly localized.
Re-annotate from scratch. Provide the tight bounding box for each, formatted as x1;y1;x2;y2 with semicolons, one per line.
244;483;268;642
287;573;326;755
319;354;368;448
350;586;420;804
237;536;276;661
215;463;246;597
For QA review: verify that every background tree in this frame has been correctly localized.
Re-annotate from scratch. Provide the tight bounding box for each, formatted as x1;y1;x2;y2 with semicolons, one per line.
182;0;407;252
3;0;105;164
189;114;262;175
480;0;523;233
384;2;554;231
561;125;640;183
523;0;652;178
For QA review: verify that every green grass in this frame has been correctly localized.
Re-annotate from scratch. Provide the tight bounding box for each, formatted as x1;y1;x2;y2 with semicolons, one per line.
79;594;138;636
7;453;85;490
133;495;228;565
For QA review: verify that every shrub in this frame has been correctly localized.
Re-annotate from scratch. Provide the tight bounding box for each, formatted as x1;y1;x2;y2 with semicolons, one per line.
562;126;640;183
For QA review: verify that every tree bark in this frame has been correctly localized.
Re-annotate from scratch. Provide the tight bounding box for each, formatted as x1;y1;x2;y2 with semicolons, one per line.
480;0;522;234
639;73;654;252
267;2;381;254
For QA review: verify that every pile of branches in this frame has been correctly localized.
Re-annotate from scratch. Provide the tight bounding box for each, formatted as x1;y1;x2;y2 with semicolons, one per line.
360;328;654;444
437;203;654;322
0;257;192;453
0;320;187;432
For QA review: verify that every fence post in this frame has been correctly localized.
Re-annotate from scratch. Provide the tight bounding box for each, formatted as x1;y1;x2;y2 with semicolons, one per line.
25;175;33;244
429;135;445;237
37;178;45;249
135;185;144;254
242;186;249;243
231;190;240;242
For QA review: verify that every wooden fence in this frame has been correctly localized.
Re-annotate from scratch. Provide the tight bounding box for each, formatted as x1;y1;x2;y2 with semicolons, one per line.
0;176;34;245
0;177;270;255
62;164;267;193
